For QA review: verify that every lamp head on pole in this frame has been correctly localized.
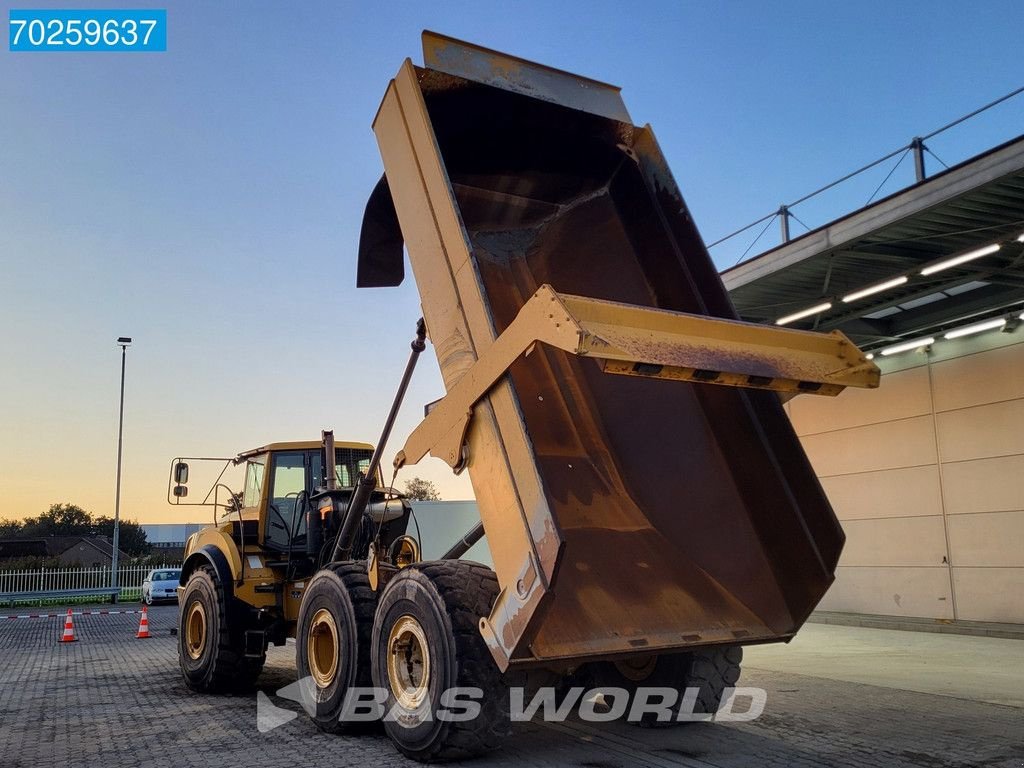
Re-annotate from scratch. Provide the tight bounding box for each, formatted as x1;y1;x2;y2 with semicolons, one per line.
117;337;132;346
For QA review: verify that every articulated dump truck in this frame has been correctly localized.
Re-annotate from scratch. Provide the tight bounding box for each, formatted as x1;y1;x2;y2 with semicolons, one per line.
173;32;878;762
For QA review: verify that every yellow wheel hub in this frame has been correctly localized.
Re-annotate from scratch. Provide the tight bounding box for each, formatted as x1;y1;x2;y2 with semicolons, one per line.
185;601;207;661
614;655;658;682
308;608;340;689
387;615;431;709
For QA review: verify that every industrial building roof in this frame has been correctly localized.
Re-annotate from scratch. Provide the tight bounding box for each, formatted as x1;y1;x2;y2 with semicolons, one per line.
722;134;1024;356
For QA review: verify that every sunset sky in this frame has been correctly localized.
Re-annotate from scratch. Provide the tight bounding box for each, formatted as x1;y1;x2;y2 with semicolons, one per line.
2;1;1022;524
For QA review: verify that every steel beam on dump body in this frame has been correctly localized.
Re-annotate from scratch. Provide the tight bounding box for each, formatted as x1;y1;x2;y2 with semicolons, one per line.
395;284;878;471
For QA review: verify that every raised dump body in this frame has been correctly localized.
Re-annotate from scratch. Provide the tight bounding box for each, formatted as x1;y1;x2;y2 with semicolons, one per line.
359;33;877;670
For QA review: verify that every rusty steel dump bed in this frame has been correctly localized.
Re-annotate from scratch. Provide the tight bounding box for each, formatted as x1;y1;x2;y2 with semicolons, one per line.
359;33;877;671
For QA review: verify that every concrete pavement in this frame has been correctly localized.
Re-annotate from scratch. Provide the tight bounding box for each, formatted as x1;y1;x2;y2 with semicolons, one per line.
0;604;1021;767
745;622;1024;708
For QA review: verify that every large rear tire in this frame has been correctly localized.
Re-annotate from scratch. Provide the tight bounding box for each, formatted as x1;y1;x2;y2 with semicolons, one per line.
295;562;377;733
587;645;743;726
685;645;743;715
372;560;508;762
178;564;264;692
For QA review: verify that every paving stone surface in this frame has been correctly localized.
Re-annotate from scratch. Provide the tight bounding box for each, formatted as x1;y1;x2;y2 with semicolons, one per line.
0;604;1020;768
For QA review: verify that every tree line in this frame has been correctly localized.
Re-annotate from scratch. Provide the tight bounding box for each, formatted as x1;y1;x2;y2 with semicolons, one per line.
0;503;150;556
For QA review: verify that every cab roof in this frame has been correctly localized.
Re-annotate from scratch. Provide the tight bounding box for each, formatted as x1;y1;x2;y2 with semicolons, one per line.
234;440;374;463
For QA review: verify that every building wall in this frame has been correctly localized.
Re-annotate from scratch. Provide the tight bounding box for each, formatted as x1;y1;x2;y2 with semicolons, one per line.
141;523;206;548
787;332;1024;623
409;501;490;564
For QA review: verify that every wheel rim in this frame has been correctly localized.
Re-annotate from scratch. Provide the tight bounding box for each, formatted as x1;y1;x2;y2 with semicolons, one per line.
387;614;431;710
185;601;207;660
308;608;339;689
614;655;658;682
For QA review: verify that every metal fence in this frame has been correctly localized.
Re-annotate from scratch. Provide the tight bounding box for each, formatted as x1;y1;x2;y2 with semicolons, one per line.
0;563;181;603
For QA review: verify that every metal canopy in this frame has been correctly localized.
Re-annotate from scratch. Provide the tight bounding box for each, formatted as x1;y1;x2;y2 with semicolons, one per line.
722;134;1024;351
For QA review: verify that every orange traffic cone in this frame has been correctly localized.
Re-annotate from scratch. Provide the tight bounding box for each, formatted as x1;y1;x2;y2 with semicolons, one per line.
60;609;77;643
136;605;151;639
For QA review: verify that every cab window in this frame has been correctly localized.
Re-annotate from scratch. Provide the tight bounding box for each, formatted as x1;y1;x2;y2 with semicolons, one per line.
311;447;377;489
242;455;267;508
266;451;307;550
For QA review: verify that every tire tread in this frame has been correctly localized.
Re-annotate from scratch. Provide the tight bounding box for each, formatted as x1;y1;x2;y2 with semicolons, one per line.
180;563;263;693
386;560;507;762
324;561;377;690
686;645;743;714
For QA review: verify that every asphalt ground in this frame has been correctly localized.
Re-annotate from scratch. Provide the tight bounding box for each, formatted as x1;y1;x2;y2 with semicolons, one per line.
0;603;1020;768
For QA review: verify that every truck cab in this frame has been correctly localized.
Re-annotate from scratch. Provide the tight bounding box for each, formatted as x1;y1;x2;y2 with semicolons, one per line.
169;436;413;654
231;440;379;554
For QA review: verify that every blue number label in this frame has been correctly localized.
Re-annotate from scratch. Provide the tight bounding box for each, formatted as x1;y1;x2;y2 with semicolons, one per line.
9;9;166;51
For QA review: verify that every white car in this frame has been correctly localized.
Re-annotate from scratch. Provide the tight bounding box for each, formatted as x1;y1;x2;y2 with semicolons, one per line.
141;568;182;605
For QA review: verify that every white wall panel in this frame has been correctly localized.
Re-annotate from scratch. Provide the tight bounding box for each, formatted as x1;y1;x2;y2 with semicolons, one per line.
941;455;1024;516
931;342;1024;412
795;339;1024;623
840;516;948;567
790;365;930;436
952;568;1024;623
819;465;941;521
818;566;954;619
947;510;1024;568
936;399;1024;463
801;415;936;477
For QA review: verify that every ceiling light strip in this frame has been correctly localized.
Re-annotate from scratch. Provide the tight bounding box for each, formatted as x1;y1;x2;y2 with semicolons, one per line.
920;244;1000;276
943;318;1007;339
880;337;934;356
842;276;909;303
775;302;832;326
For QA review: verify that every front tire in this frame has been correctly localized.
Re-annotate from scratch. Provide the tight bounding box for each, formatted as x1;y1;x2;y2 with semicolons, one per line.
295;562;377;734
372;560;508;762
178;564;264;692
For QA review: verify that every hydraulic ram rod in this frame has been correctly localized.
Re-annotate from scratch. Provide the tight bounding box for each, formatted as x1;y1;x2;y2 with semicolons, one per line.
331;318;427;562
441;521;485;560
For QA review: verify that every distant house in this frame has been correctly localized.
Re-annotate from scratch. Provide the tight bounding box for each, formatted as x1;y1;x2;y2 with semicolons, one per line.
0;536;129;567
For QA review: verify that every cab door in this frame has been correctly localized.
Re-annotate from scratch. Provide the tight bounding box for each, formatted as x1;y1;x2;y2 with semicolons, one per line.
264;451;311;552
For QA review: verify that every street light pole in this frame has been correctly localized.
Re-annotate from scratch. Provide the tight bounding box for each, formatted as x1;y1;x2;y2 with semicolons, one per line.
112;336;132;603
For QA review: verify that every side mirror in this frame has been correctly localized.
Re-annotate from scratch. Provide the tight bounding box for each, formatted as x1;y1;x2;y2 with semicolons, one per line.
174;462;189;485
173;485;189;498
